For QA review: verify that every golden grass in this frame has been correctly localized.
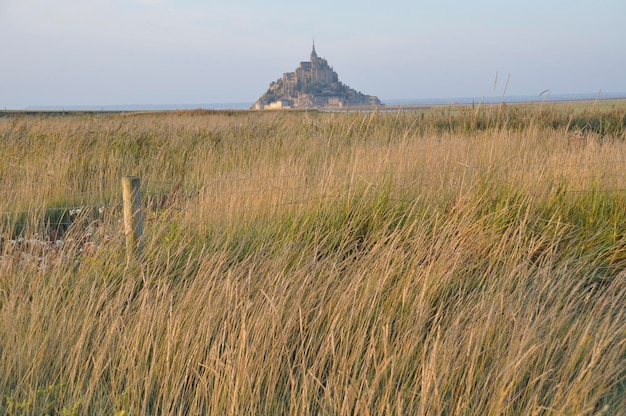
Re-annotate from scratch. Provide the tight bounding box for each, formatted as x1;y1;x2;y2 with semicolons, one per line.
0;103;625;414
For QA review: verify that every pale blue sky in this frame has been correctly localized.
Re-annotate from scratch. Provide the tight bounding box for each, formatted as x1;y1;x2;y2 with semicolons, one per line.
1;0;625;108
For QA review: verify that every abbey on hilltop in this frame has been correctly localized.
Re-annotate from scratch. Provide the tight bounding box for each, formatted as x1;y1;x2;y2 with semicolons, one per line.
252;42;382;109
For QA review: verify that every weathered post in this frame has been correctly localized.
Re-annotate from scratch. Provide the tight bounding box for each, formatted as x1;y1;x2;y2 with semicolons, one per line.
122;176;143;261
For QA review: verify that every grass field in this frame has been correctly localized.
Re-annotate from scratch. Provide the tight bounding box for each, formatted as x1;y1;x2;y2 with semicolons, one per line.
1;102;625;414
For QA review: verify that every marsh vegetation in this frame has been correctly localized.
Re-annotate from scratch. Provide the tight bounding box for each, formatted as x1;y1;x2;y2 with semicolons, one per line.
1;102;625;414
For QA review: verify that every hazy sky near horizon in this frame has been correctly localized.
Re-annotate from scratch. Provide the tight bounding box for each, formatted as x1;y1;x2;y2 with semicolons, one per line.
2;0;625;108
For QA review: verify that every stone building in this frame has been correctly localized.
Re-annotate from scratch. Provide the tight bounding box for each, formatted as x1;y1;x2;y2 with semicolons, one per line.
290;43;339;88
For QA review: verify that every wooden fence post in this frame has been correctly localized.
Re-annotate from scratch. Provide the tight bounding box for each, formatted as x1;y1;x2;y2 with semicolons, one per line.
122;176;143;261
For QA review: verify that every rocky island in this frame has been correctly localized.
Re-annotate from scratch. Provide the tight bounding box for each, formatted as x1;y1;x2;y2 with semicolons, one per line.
252;43;382;110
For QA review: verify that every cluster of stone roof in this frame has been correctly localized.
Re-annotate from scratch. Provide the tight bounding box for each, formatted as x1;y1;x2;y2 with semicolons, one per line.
252;43;381;110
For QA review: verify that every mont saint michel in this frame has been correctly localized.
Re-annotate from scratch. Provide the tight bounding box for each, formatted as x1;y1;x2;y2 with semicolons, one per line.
253;43;382;110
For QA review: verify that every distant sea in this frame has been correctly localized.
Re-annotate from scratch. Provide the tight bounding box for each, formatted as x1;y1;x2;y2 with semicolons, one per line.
24;102;253;111
383;92;626;106
23;92;626;111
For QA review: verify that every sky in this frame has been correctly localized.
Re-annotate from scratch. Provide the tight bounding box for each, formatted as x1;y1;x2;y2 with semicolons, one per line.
1;0;625;108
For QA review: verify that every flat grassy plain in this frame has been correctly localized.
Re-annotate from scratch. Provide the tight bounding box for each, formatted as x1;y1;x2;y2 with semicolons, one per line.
1;102;625;414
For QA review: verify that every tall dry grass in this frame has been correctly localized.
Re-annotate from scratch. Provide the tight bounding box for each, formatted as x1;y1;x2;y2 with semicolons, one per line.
0;104;625;414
